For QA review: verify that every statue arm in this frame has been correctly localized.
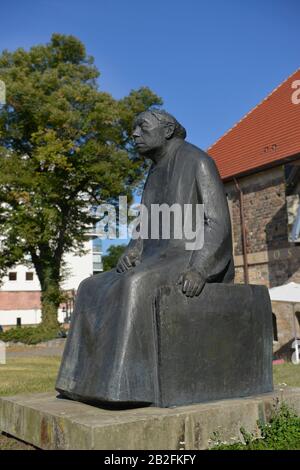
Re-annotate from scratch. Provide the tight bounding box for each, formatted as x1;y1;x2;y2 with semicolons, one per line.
125;233;143;258
187;155;232;281
116;229;143;273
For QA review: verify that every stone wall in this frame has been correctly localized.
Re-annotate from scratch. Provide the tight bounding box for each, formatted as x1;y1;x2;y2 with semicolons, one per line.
272;301;300;356
226;164;300;287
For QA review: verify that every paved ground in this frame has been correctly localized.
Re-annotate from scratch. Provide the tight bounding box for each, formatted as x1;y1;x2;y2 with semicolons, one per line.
0;432;36;450
6;339;66;358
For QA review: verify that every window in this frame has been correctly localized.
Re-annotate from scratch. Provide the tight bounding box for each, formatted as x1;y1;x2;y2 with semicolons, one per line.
285;163;300;243
287;194;300;242
93;237;103;275
272;313;278;342
296;311;300;329
26;272;34;281
8;272;17;281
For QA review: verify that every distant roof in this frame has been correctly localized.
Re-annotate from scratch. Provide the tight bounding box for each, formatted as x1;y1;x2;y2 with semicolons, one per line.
208;69;300;181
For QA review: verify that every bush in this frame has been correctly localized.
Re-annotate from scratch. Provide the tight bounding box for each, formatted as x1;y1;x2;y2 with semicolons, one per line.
211;401;300;450
0;324;66;345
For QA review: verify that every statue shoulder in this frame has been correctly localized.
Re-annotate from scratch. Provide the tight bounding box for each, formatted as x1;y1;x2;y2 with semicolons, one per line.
180;141;217;172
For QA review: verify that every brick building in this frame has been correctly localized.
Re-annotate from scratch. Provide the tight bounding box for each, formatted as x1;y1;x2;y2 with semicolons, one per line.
0;236;103;328
208;68;300;355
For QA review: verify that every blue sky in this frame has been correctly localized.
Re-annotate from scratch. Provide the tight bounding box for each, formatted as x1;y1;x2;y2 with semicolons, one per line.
1;0;299;252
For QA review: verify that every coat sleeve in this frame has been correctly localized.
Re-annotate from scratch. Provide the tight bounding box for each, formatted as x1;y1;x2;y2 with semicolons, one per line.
124;232;143;258
187;154;233;281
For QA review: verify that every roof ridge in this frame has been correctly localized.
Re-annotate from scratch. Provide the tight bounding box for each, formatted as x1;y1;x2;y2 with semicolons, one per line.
208;67;300;151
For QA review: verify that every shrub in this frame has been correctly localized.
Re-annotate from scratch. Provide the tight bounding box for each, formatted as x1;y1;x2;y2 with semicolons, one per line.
0;324;66;345
211;400;300;450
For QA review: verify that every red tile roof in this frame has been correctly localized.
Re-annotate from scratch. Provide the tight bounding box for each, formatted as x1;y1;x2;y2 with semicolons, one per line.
208;69;300;181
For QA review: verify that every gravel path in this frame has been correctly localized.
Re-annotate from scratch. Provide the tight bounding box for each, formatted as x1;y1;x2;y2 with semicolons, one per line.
5;339;66;358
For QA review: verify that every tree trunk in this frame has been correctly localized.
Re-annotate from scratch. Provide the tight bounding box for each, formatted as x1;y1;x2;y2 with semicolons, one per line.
31;251;62;328
41;281;61;328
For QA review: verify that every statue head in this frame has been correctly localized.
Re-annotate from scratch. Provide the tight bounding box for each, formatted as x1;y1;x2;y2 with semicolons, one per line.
132;109;186;156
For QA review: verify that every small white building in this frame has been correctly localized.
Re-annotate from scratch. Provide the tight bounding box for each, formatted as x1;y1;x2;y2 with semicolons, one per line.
0;236;103;328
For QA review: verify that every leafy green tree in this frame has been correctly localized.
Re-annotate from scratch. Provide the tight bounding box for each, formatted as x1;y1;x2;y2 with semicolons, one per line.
0;34;161;326
102;244;126;271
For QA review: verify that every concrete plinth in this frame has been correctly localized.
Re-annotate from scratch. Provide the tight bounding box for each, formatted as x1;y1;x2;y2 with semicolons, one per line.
1;388;300;450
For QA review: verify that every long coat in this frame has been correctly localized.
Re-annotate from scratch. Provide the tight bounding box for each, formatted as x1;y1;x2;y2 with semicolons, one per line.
56;138;234;405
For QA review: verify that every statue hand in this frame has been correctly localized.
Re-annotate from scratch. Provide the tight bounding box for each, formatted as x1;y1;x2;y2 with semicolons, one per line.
116;250;141;273
177;270;205;297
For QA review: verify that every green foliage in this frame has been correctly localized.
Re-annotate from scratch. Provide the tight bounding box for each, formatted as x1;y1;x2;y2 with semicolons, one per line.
102;244;126;271
211;400;300;450
0;324;66;344
0;34;162;324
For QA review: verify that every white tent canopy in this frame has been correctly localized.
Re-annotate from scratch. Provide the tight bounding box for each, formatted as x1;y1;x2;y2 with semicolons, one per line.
269;282;300;303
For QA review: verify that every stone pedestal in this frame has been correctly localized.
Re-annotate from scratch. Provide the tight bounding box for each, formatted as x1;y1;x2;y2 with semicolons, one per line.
0;388;299;450
155;283;273;406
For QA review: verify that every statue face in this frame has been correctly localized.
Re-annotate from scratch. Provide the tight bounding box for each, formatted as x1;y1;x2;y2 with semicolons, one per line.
132;113;167;155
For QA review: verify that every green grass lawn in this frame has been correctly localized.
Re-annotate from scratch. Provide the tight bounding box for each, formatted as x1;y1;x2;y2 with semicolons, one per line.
273;362;300;388
1;357;299;397
0;358;299;399
0;356;61;397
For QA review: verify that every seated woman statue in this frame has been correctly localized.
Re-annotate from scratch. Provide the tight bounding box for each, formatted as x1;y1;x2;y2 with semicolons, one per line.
56;110;234;407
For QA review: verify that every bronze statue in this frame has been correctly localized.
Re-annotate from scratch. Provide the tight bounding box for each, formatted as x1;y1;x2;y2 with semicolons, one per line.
56;110;272;408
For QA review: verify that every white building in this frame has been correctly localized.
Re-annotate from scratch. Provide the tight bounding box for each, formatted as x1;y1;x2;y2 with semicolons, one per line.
0;236;103;328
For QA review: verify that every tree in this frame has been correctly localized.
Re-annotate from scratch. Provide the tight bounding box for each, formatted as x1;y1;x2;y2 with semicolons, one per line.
0;34;162;327
102;244;126;271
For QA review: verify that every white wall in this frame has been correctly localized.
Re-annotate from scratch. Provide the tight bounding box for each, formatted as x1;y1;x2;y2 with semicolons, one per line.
0;265;41;291
0;309;41;326
62;239;94;291
0;308;66;326
0;238;96;327
0;238;94;293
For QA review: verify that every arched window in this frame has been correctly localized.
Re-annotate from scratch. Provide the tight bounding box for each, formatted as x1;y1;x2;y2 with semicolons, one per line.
295;311;300;329
272;313;278;342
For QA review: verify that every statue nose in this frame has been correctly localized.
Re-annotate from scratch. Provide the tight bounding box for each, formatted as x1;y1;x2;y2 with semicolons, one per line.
133;127;141;138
